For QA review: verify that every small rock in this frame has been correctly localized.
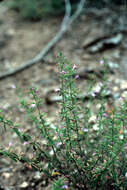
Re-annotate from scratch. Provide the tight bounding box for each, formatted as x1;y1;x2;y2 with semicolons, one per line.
96;103;101;109
46;95;62;104
2;172;11;179
88;33;123;53
108;61;119;69
41;140;47;145
89;115;96;124
113;93;120;99
49;150;54;156
102;89;112;96
113;86;119;92
121;91;127;98
115;78;122;84
93;82;103;94
90;139;94;143
120;80;127;90
19;182;29;188
6;29;15;37
34;171;41;180
105;33;122;45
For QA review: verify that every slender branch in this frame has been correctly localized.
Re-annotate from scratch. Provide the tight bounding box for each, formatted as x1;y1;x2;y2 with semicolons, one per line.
0;0;86;80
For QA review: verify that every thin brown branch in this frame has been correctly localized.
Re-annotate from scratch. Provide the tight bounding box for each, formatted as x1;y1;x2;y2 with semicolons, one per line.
0;0;86;80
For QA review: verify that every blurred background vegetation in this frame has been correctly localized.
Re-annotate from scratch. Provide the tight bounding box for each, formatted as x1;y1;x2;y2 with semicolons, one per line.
8;0;126;21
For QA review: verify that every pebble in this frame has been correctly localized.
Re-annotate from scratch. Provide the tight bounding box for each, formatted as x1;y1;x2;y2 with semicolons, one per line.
49;150;54;156
120;80;127;90
113;93;120;99
92;82;103;93
19;181;29;188
113;86;119;92
6;29;15;37
2;172;11;179
108;61;119;69
121;91;127;98
41;140;47;145
89;115;96;124
115;78;122;84
96;103;101;109
34;171;41;180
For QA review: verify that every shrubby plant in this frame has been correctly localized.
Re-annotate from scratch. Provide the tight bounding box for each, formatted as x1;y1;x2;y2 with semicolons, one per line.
9;0;66;20
0;53;127;189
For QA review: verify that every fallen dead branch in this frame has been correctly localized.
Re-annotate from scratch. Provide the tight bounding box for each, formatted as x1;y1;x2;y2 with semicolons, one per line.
0;0;86;80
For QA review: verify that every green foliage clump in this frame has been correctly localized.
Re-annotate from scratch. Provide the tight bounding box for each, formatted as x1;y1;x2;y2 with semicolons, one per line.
9;0;65;20
1;54;127;189
50;177;66;190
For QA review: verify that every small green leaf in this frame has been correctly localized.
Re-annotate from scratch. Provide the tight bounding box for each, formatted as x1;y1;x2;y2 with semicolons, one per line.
1;151;18;162
20;156;31;164
22;133;31;142
12;127;21;138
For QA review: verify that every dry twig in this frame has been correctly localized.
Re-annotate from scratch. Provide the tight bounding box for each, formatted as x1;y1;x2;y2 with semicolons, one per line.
0;0;86;80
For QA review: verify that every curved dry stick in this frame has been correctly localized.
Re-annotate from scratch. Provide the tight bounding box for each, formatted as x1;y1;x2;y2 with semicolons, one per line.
0;0;86;80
